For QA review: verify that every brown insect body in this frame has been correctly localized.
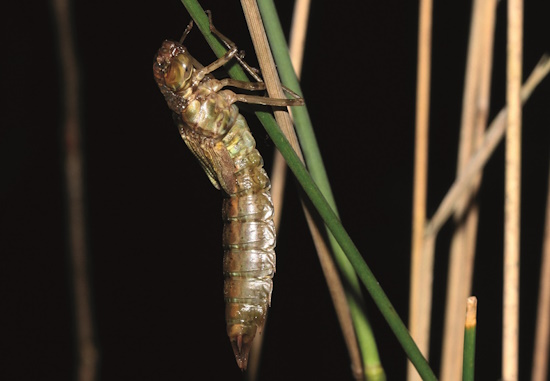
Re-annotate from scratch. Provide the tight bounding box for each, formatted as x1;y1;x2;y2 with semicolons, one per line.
154;37;279;369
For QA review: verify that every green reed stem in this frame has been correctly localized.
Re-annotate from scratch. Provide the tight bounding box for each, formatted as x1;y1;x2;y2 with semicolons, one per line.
463;297;477;381
180;1;436;379
463;325;476;381
256;1;384;380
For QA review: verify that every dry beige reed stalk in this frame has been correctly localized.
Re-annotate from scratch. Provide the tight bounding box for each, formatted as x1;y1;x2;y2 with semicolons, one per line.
503;0;523;379
441;1;497;380
407;0;433;379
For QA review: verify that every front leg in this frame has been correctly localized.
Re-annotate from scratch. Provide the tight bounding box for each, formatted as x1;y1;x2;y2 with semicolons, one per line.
194;44;239;82
205;11;263;82
203;11;304;108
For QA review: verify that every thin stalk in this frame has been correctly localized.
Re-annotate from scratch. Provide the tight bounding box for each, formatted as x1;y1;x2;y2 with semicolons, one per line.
257;1;383;379
181;2;435;379
249;3;311;378
531;155;550;381
269;0;310;231
268;0;310;230
240;0;296;148
462;297;477;381
239;1;308;378
270;0;310;231
301;207;366;381
407;0;433;379
288;0;309;76
263;94;438;381
441;1;496;380
503;0;523;379
51;0;98;380
244;2;365;379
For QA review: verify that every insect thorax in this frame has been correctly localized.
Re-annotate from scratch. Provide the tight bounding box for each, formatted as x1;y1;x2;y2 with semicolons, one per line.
181;85;239;138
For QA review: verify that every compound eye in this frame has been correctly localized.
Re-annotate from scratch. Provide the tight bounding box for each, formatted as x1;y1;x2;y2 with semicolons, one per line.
165;53;193;91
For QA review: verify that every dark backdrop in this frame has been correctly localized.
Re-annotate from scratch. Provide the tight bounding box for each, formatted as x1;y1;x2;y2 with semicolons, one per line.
2;1;549;380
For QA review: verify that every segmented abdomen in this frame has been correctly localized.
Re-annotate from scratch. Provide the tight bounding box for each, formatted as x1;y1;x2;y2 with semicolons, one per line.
222;183;275;361
178;87;275;369
221;116;276;368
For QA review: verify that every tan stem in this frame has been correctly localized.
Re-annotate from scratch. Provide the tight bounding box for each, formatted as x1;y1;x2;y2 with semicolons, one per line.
407;0;433;379
503;0;523;379
440;1;496;379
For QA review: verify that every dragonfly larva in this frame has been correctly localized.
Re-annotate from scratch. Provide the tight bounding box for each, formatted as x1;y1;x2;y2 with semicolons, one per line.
153;14;303;370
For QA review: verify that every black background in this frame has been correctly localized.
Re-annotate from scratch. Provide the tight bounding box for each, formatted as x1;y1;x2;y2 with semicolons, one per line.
2;1;550;380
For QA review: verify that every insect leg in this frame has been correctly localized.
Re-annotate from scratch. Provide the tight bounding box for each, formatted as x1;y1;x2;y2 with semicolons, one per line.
179;20;194;44
219;78;302;102
225;91;304;107
206;11;303;103
206;11;263;82
218;78;267;91
196;45;239;79
192;12;240;79
217;79;304;106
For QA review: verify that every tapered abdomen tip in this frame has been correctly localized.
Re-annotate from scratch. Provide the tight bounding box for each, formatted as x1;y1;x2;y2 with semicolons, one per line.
230;333;254;370
228;320;261;371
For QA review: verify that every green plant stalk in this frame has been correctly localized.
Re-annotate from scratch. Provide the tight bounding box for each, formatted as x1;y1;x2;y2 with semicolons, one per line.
181;1;436;379
259;106;437;381
256;1;385;380
463;323;476;381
